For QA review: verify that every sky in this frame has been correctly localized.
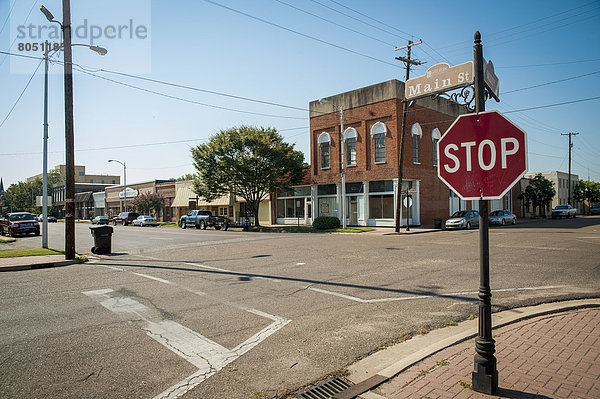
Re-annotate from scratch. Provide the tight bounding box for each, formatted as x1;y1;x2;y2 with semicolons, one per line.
1;0;599;189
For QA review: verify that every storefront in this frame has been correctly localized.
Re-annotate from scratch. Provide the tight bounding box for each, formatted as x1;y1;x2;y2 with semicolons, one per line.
276;186;312;225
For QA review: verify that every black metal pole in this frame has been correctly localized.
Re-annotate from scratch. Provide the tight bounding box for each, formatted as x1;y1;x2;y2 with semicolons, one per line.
62;0;76;260
472;30;498;395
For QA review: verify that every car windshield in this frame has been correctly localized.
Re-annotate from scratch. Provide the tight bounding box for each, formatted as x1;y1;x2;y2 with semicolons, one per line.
9;214;34;221
450;211;467;218
555;205;568;209
490;211;501;216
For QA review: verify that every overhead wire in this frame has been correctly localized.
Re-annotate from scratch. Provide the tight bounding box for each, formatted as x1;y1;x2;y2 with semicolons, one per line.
0;57;43;128
0;0;40;67
201;0;402;69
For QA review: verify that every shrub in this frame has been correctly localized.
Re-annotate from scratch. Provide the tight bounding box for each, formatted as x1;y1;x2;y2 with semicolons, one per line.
312;216;340;230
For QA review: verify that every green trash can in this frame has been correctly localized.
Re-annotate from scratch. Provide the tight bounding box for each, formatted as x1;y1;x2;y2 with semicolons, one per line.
90;225;113;254
434;218;443;229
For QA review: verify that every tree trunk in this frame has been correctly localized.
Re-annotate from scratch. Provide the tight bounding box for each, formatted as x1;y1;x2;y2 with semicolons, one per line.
252;201;261;227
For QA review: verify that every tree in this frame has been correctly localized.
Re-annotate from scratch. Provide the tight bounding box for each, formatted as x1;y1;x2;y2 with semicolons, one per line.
191;125;305;227
177;173;197;181
573;180;600;214
4;181;38;214
128;192;165;215
523;174;556;217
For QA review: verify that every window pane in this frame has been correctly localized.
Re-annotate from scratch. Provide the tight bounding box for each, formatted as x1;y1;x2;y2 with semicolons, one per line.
347;137;356;166
369;194;394;219
320;142;330;169
433;138;439;166
318;184;337;195
369;180;394;192
412;135;420;163
295;198;305;217
277;199;285;218
285;199;294;217
374;134;386;163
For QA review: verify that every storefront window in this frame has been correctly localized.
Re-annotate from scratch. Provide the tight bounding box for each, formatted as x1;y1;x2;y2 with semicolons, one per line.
369;194;394;219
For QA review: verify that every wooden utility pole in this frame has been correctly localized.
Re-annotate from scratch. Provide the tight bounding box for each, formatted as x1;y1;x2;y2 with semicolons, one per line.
394;40;422;232
561;132;578;206
62;0;76;259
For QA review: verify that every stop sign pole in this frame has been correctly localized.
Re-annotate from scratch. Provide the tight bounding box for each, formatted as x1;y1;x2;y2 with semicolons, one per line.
472;31;498;395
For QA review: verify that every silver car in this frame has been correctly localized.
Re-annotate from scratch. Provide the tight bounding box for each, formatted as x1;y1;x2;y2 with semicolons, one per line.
489;210;516;226
445;210;479;230
132;215;158;227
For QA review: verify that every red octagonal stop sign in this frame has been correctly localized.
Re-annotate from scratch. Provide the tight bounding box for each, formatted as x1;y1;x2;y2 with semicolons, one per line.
437;110;527;200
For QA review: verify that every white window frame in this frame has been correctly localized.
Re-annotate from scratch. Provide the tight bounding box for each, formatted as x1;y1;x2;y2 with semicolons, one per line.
411;123;422;164
432;127;441;167
344;127;358;167
318;132;331;170
371;122;387;164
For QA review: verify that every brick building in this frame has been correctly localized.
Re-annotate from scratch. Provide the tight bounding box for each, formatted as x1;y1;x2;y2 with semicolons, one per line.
305;79;467;227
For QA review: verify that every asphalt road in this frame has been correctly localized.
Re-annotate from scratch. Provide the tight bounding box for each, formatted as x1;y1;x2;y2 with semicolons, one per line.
1;217;599;398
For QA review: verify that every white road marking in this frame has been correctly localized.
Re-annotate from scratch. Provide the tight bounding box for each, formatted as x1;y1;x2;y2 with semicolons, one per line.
309;285;566;303
83;278;290;398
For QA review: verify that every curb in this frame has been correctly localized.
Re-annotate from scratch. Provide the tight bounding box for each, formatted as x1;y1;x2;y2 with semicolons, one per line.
0;258;82;272
341;298;600;399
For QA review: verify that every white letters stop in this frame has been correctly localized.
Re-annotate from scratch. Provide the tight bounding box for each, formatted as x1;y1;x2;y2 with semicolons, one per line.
443;138;519;173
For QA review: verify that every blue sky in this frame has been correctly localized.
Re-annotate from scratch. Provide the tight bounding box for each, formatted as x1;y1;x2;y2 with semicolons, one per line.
1;0;599;188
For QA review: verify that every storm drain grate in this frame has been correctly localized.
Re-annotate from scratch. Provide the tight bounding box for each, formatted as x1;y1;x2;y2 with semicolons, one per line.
297;377;353;399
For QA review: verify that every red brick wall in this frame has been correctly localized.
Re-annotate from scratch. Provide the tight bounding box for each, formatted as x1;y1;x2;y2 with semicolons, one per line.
310;97;461;226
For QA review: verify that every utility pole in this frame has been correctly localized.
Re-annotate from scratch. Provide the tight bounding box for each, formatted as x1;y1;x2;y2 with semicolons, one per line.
62;0;76;259
561;132;578;206
394;39;422;233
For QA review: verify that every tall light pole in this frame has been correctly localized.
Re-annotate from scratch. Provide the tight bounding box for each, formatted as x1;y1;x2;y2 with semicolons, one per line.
108;160;127;211
40;5;106;251
319;99;346;228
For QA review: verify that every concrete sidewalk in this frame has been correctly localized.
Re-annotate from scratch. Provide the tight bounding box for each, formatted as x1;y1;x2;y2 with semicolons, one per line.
343;299;600;399
0;254;81;271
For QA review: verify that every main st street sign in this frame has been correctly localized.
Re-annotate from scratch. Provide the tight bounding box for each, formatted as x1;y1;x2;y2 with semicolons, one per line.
437;110;527;200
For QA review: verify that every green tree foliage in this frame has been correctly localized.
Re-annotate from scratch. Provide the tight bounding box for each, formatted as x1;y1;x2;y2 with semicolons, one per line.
191;125;305;227
4;181;38;214
523;174;556;217
573;180;600;214
128;192;165;215
177;173;197;181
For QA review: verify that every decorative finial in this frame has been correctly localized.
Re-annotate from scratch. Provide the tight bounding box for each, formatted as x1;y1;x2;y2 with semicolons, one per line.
474;31;481;43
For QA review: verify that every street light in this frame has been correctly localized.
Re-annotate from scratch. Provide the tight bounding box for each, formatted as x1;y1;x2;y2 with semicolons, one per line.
108;160;127;212
319;99;346;229
40;5;107;250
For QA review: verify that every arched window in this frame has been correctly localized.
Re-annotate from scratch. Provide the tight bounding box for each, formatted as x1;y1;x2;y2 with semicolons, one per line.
371;122;387;163
432;128;441;167
318;132;331;169
411;123;422;164
344;127;358;166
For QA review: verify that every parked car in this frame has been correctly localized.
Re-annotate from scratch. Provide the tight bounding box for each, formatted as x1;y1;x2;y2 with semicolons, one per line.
91;215;110;225
38;214;57;222
489;210;516;226
445;210;479;230
132;215;158;227
112;212;140;226
179;210;228;230
551;204;576;219
590;204;600;215
0;212;40;237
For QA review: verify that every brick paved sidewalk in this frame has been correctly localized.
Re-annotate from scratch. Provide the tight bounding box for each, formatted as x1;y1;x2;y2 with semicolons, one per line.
374;308;600;399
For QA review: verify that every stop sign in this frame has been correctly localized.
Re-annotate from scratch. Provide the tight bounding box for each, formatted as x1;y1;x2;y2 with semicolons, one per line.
437;110;527;200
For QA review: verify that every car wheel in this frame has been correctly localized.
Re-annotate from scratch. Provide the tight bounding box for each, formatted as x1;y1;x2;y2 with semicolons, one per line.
512;218;516;225
466;222;471;230
215;225;221;230
199;221;206;230
10;229;16;237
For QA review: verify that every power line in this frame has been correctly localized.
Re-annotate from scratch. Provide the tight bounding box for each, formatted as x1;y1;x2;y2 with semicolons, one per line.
501;70;600;95
201;0;402;69
0;58;43;128
0;0;18;36
273;0;396;47
503;96;600;114
496;58;600;69
0;0;40;67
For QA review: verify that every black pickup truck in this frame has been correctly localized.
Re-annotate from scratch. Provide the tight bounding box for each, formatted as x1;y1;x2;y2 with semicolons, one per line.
179;210;228;230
